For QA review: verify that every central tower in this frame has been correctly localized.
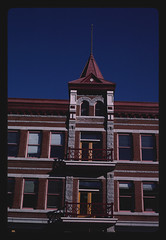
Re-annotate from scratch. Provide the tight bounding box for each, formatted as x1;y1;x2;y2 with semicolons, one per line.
65;26;117;232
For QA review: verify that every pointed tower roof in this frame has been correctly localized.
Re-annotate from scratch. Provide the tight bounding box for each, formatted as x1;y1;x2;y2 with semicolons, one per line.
80;53;104;79
68;24;116;92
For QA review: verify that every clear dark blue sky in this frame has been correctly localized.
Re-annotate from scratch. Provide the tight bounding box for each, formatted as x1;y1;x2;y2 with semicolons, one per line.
8;8;159;102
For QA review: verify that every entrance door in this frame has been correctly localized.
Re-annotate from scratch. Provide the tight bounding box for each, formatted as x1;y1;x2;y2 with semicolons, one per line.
78;192;92;216
78;191;102;217
78;180;102;217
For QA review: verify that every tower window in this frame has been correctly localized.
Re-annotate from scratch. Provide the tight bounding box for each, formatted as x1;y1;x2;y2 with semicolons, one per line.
95;101;105;116
81;101;89;116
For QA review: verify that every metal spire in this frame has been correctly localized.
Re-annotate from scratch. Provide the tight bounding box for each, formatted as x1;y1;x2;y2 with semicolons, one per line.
91;24;93;55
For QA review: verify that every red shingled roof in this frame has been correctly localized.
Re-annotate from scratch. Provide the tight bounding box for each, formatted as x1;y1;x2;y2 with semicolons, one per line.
68;53;116;91
80;53;104;79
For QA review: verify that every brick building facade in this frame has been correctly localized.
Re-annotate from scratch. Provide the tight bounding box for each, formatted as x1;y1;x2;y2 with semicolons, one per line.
8;53;159;233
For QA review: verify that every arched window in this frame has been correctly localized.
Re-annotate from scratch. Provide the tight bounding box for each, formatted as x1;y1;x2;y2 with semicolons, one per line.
95;101;105;116
81;101;89;116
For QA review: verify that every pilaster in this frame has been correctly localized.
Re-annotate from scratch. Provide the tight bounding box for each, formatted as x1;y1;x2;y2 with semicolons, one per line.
65;176;73;202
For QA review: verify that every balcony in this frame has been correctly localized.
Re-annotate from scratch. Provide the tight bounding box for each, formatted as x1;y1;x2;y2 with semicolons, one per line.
48;202;117;232
64;202;113;218
67;148;113;162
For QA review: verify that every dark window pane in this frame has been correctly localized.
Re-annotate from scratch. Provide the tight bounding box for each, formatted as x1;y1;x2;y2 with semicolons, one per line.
81;101;89;116
119;148;132;160
120;197;132;211
8;145;18;157
50;146;64;159
141;135;154;147
47;195;61;208
144;198;158;212
48;180;62;194
81;132;101;140
8;132;19;144
79;180;101;190
23;194;37;208
119;135;131;147
142;149;155;161
95;101;105;116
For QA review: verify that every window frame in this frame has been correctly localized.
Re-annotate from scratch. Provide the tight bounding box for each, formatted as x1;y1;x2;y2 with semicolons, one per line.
142;181;158;213
22;178;38;209
26;131;42;158
8;130;20;157
141;134;156;162
49;132;65;159
118;133;133;161
46;179;63;209
118;181;135;212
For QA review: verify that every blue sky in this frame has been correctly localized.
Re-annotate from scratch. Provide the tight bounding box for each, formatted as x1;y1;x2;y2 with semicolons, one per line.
8;8;159;102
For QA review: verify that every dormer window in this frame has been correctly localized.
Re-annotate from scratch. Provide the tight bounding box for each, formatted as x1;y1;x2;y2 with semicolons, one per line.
95;101;105;116
81;101;89;116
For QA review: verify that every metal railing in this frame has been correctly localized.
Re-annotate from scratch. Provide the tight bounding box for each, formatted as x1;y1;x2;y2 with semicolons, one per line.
67;148;113;161
65;202;113;218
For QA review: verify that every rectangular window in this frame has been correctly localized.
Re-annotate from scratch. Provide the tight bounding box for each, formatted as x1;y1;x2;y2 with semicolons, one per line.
143;182;158;212
119;181;135;211
47;179;63;208
141;135;156;161
8;131;20;157
27;132;41;158
23;179;38;208
50;132;64;159
8;178;15;208
119;134;133;160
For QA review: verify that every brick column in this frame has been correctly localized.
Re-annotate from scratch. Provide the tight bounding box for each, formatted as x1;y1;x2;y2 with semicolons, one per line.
37;178;47;209
133;133;141;161
89;105;94;116
102;178;106;204
18;130;27;157
107;172;114;204
134;181;143;212
114;180;118;212
72;178;78;202
13;178;23;209
41;131;49;158
65;176;73;202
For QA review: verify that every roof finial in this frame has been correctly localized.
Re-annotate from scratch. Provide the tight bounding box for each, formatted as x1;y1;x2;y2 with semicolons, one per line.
91;24;93;55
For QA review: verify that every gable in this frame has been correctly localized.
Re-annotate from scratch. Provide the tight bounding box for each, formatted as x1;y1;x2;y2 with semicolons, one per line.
80;74;103;84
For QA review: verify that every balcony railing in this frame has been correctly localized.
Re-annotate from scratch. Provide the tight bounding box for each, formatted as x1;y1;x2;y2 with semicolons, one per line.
65;202;113;218
67;148;113;161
